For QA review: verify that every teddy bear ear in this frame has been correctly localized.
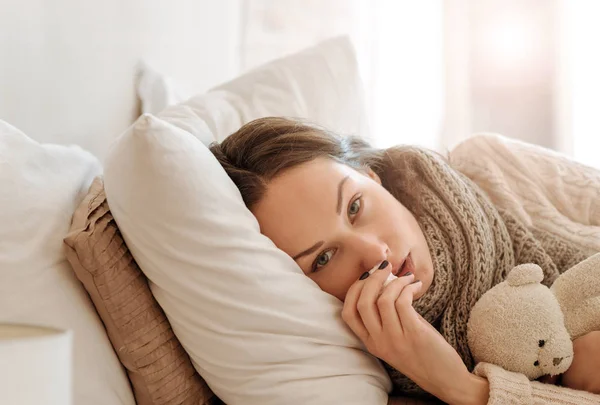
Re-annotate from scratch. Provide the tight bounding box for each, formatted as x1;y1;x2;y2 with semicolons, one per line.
506;263;544;286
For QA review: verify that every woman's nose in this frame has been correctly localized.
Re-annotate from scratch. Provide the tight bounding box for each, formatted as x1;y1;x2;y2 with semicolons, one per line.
347;232;388;271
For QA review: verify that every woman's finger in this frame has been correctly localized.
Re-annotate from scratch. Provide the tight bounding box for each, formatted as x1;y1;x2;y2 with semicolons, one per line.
394;280;423;332
378;273;416;335
356;263;391;335
342;278;369;341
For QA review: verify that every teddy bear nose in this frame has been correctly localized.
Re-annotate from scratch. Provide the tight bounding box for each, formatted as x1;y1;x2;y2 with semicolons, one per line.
553;357;563;366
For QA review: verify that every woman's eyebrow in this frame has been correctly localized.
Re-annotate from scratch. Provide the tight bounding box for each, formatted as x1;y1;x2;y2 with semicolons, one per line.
293;175;349;262
336;175;350;214
292;241;324;261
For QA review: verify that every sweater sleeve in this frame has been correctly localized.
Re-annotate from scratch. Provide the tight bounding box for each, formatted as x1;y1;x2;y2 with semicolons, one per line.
474;363;600;405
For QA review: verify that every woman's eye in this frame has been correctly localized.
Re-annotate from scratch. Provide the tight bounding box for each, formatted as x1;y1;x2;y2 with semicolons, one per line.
348;196;362;217
313;249;335;271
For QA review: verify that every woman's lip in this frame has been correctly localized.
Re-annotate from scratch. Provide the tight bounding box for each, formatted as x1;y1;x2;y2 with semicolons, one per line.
397;253;413;276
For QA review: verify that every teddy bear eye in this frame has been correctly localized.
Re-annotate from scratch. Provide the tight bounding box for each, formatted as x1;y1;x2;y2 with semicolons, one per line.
538;340;545;347
534;361;540;366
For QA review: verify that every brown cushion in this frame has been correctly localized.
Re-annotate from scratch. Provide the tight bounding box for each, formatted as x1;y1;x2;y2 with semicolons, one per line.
64;177;216;405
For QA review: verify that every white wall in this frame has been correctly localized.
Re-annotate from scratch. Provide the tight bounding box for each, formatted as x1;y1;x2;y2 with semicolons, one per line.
564;0;600;168
0;0;242;159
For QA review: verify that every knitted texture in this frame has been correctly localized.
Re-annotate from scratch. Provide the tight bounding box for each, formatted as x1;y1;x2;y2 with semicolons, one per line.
475;362;600;405
380;147;566;397
449;133;600;261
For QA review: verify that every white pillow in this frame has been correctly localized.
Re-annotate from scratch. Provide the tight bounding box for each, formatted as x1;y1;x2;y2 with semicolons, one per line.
0;121;136;405
147;36;370;145
136;61;188;115
104;114;391;405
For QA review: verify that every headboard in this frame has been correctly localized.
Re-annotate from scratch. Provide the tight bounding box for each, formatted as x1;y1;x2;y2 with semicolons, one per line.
0;0;242;159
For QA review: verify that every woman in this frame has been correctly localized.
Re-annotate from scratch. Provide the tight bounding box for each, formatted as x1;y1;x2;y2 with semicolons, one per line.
209;117;600;404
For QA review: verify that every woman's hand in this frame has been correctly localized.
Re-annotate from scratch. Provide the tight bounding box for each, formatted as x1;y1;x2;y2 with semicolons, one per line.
561;331;600;394
342;266;489;405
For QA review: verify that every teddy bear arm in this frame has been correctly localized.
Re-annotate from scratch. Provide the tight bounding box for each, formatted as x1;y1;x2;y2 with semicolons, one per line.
551;253;600;303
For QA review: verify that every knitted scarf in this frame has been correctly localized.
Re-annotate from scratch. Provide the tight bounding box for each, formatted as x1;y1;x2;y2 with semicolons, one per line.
379;147;561;397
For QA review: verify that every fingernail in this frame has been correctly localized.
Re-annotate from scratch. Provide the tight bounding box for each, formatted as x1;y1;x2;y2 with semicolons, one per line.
359;272;370;280
403;272;413;277
378;260;389;270
368;260;387;275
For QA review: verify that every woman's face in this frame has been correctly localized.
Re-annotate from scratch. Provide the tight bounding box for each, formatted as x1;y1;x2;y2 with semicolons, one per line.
251;157;434;301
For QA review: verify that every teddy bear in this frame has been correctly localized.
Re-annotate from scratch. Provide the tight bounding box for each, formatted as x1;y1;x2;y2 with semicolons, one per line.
467;252;600;380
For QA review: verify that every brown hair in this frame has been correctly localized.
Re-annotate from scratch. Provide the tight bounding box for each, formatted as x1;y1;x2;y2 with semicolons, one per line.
209;117;417;212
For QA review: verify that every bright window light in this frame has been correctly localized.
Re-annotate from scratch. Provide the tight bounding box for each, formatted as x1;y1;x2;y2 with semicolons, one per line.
479;13;540;71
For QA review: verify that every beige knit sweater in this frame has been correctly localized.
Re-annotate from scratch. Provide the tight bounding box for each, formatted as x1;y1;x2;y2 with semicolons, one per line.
449;133;600;405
